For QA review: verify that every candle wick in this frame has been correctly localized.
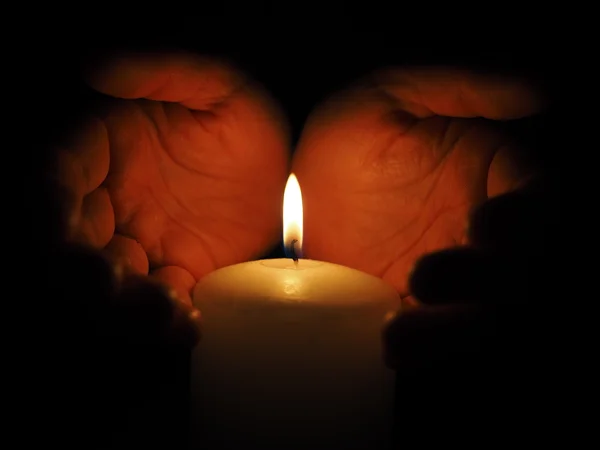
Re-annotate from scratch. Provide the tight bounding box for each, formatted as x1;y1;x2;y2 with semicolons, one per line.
291;239;299;264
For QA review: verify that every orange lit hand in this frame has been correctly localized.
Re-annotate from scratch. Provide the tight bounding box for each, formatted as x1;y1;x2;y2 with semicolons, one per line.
51;51;290;314
293;68;557;441
292;68;545;296
44;53;290;446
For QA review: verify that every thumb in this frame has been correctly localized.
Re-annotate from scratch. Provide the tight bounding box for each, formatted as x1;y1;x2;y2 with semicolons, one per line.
83;50;244;110
373;67;548;119
408;248;519;306
469;176;559;257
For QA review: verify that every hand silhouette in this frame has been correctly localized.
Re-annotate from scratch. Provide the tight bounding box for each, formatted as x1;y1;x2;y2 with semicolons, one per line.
292;68;545;296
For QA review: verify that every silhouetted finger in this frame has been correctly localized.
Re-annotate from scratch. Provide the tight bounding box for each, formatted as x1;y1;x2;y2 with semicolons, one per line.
111;276;176;344
150;266;196;306
104;234;149;276
468;180;557;257
152;266;201;347
47;244;120;337
165;290;202;348
114;275;200;347
383;304;487;371
408;248;511;305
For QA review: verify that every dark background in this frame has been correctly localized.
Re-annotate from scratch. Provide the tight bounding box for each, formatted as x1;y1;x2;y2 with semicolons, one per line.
19;14;568;449
24;16;565;163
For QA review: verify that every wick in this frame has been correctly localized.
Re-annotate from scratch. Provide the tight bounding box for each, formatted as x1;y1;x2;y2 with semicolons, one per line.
291;239;299;266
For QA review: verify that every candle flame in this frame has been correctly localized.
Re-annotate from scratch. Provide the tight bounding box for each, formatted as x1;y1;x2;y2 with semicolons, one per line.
283;173;303;258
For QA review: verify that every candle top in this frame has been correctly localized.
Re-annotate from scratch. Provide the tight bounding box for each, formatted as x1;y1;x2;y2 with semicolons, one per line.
193;258;400;310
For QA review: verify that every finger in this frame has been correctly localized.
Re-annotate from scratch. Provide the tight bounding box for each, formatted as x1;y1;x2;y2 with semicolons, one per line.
400;295;420;310
49;118;114;248
84;50;244;110
383;304;486;371
50;244;119;300
150;266;196;306
408;248;510;305
114;275;201;347
104;234;149;277
373;67;547;120
165;290;202;348
47;245;120;338
53;117;110;196
37;175;77;247
151;266;201;346
487;144;537;198
112;276;176;345
71;187;115;249
468;179;557;257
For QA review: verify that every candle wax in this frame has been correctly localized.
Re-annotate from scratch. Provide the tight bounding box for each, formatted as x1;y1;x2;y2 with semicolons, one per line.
190;258;401;450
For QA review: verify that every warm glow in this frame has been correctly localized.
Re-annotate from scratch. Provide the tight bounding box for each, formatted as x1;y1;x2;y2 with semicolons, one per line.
283;173;303;255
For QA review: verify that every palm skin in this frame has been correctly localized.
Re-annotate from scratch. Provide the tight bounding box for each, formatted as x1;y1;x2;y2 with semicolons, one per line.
292;68;544;296
55;52;290;304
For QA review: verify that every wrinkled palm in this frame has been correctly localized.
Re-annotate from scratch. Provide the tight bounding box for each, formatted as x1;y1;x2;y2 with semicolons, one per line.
293;68;543;295
54;53;290;301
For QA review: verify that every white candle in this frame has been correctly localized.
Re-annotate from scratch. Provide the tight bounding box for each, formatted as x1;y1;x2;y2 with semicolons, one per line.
190;174;401;450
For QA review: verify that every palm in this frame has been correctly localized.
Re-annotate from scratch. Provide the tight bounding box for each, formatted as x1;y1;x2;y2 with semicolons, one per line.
293;70;540;295
57;54;289;298
102;93;288;279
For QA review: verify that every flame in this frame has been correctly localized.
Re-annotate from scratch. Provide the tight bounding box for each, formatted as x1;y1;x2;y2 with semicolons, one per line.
283;173;303;257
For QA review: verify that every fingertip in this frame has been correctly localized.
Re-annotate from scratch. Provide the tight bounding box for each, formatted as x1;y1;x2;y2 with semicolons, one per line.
167;291;202;347
104;235;149;277
72;187;115;249
168;299;203;348
114;274;201;348
82;50;131;97
150;266;196;306
408;248;500;305
468;186;553;255
48;244;119;319
116;275;175;319
150;266;201;346
56;244;116;286
64;117;111;193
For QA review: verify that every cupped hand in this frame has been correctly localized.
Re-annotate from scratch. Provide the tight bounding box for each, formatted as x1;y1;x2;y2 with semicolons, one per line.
52;51;290;304
292;68;545;295
47;244;201;447
383;176;559;371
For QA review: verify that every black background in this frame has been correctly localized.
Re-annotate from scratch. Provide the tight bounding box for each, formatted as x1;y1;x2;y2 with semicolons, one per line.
17;13;569;449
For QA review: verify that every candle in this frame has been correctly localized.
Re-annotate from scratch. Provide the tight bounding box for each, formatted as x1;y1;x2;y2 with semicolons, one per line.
190;174;401;450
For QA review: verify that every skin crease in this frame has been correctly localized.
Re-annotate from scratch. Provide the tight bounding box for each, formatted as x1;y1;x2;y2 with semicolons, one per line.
52;60;543;307
53;52;290;306
292;68;544;296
